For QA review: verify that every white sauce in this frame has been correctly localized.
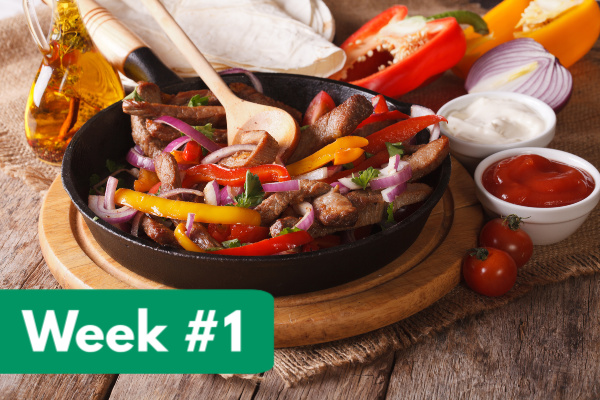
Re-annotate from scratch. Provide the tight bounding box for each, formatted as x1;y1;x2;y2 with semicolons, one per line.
445;97;545;144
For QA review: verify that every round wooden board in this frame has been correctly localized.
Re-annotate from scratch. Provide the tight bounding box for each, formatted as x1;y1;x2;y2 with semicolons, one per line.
39;159;482;348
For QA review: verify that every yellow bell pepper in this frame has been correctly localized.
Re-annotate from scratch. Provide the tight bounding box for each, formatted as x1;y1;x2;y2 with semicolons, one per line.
173;223;205;252
454;0;600;78
114;188;261;226
286;136;369;176
333;148;365;166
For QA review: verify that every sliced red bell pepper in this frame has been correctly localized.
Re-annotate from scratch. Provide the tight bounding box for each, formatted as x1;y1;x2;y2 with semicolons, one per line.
227;224;270;244
302;91;336;126
356;110;410;129
209;230;313;256
324;150;389;184
207;223;231;243
329;6;467;98
182;141;202;163
363;114;447;154
182;164;290;187
371;95;389;113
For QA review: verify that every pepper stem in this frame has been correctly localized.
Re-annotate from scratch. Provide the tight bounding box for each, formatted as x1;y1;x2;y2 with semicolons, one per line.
427;11;489;36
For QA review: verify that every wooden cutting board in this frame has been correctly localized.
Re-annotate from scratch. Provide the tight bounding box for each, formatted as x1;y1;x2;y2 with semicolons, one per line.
39;159;482;348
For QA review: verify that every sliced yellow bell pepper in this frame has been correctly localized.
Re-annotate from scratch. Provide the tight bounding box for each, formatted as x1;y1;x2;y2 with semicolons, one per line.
173;223;205;252
454;0;600;78
286;136;369;176
114;188;261;226
333;148;365;166
133;169;160;192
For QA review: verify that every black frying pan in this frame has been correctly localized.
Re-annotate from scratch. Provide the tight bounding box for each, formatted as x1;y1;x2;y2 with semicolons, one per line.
61;19;451;296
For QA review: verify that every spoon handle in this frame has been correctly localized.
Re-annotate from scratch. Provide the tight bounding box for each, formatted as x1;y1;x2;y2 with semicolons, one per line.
140;0;240;106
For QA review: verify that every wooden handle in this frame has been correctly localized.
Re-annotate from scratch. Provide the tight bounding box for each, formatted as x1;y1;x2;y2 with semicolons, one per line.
76;0;147;73
140;0;238;104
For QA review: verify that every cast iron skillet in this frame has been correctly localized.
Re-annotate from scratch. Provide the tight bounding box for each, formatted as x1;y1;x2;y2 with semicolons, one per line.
62;72;451;296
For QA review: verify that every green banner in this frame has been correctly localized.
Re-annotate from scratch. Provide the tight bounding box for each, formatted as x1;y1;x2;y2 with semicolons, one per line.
0;290;274;374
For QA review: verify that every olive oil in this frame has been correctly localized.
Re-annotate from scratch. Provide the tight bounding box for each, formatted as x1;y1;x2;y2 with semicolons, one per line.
24;0;124;164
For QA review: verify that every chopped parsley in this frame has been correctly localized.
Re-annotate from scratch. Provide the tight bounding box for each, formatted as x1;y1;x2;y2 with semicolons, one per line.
385;142;404;158
92;216;99;222
278;227;302;236
106;159;124;173
188;95;209;107
386;203;395;223
343;162;354;169
123;88;142;101
234;171;264;208
351;166;380;189
221;239;242;248
300;125;310;131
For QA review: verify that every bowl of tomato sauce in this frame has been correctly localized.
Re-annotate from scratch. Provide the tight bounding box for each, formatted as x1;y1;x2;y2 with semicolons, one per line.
474;147;600;245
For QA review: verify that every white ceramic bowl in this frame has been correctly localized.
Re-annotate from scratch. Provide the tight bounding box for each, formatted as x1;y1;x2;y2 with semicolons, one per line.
437;92;556;173
474;147;600;245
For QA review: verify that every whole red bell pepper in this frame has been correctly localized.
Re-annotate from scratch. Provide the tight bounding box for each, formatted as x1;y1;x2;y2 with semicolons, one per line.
329;6;474;97
182;164;290;187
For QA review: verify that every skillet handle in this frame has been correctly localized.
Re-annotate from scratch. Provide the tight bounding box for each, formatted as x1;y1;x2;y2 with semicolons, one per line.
66;0;184;87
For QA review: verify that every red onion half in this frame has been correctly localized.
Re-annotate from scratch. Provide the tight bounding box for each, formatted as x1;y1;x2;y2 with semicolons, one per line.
465;38;572;112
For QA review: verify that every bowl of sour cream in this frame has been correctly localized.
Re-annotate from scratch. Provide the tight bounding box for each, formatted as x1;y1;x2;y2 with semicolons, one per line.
437;92;556;173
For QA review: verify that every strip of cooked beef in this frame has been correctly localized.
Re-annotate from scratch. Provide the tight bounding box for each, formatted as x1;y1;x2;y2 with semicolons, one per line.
313;188;358;227
154;152;181;194
391;183;432;209
346;189;386;228
288;94;373;163
212;128;228;144
229;82;303;123
255;179;331;225
219;130;279;168
141;215;181;248
269;216;299;237
188;223;222;249
166;89;220;106
122;101;226;127
136;81;162;104
131;116;169;158
145;119;182;142
406;136;449;182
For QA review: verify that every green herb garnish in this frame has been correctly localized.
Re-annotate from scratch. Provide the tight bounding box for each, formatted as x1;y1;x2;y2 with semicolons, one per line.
278;227;302;236
221;239;242;248
106;159;124;173
300;125;310;131
385;142;404;158
343;162;354;169
351;166;380;189
92;216;99;222
234;171;265;208
123;88;142;101
188;95;209;107
386;203;395;223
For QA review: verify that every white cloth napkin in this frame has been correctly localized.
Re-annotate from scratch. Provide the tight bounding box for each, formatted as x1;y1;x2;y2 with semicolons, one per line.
99;0;345;78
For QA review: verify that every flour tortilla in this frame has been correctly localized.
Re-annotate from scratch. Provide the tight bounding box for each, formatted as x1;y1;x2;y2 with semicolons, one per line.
99;0;345;78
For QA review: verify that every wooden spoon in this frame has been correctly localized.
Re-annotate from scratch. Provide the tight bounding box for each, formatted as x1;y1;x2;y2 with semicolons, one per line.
140;0;300;159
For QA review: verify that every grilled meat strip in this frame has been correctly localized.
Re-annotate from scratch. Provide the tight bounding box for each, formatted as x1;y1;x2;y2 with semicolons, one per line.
313;188;358;227
154;152;181;194
122;101;226;127
255;180;331;226
135;81;162;104
141;216;181;248
219;130;279;168
188;223;222;249
288;94;373;163
406;136;449;182
131;116;169;158
165;89;220;106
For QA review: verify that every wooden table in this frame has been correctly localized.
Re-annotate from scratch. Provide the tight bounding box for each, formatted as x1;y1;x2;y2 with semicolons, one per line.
1;0;599;398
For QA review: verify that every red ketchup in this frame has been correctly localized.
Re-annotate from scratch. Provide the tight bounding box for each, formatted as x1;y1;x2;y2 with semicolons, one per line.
482;154;595;208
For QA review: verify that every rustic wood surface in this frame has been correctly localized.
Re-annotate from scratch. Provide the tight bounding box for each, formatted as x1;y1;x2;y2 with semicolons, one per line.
2;0;600;397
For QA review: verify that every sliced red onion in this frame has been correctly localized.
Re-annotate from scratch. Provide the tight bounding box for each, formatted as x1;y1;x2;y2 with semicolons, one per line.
293;202;314;231
330;181;350;194
186;213;195;237
154;116;221;152
294;167;329;180
220;186;241;205
91;168;138;194
163;136;191;153
381;182;408;202
133;145;143;155
411;105;441;142
127;147;155;171
262;180;300;192
370;163;412;190
200;144;257;165
88;195;138;224
338;176;363;190
465;38;573;112
327;165;343;176
204;180;220;206
219;68;263;93
130;211;143;237
157;188;205;199
104;176;118;210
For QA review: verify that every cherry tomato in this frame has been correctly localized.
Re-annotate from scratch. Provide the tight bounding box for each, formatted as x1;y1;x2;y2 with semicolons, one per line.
227;224;270;244
302;91;335;126
479;214;533;269
462;247;517;297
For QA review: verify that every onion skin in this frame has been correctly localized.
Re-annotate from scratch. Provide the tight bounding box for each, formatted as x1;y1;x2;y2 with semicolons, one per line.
465;38;573;112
